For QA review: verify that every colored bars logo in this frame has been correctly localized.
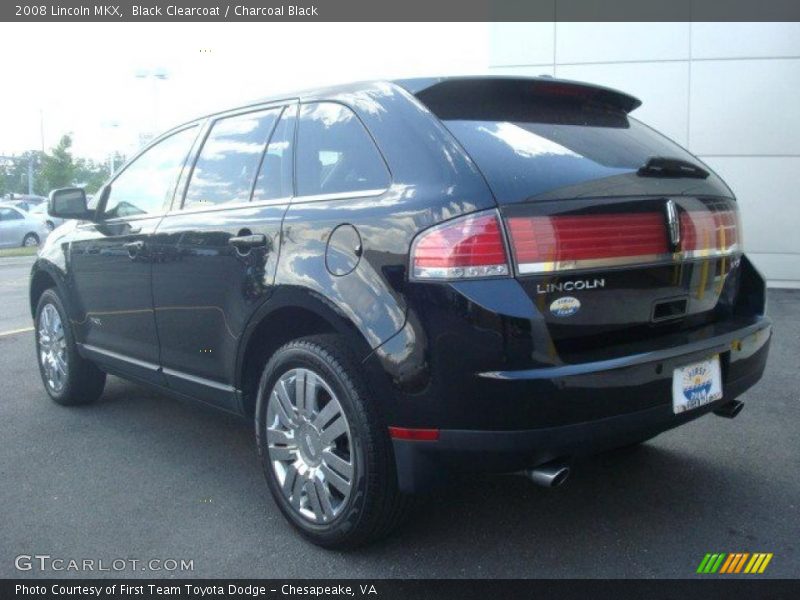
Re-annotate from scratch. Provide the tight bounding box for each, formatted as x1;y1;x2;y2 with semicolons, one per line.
697;553;773;574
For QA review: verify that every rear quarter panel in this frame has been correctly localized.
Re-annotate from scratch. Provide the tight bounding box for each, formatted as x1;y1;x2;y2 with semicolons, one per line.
275;83;497;351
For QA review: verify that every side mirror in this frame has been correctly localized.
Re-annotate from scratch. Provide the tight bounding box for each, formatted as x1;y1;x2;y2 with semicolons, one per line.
48;188;93;220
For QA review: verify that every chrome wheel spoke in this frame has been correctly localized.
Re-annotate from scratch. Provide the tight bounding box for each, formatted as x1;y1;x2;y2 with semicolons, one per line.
282;464;299;497
266;367;354;524
294;370;308;413
290;469;305;509
269;445;297;462
295;369;319;415
312;398;341;430
276;381;298;425
320;416;348;446
267;427;293;446
314;477;336;521
40;306;49;332
306;480;324;521
320;463;351;496
322;449;353;480
272;390;296;428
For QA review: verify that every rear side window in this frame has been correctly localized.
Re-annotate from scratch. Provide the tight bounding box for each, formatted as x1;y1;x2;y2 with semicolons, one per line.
0;207;23;220
252;104;297;202
184;108;281;209
295;102;389;197
445;117;705;203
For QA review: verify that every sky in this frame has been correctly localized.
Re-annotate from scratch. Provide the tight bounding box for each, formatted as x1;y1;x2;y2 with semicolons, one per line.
0;23;489;161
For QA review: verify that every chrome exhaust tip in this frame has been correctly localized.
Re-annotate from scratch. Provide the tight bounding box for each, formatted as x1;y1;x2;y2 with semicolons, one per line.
526;461;571;488
713;399;744;419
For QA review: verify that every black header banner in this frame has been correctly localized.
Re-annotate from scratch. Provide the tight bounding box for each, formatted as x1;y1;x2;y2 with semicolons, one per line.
4;0;800;22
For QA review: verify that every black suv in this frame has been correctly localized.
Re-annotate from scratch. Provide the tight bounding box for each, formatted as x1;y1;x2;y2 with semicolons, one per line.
32;77;771;548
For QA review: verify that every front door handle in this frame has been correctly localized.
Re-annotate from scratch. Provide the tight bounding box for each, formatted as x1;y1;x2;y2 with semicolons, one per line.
229;233;267;250
124;240;145;259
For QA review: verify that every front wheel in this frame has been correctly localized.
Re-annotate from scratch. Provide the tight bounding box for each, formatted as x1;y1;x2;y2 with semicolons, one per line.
255;335;408;548
22;233;39;247
35;288;106;406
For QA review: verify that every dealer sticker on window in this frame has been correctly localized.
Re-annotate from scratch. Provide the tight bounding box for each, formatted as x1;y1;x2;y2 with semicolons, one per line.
672;355;723;414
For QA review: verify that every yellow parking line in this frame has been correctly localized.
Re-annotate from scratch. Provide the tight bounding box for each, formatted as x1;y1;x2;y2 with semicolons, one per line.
0;327;34;337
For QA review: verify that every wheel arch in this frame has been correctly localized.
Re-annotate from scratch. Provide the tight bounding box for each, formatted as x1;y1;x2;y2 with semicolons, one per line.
30;262;68;318
236;287;378;420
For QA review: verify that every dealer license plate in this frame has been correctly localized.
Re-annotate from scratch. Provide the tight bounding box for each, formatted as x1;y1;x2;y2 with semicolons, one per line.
672;355;723;414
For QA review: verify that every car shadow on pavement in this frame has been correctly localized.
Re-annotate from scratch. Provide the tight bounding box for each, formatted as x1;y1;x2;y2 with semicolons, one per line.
73;370;795;578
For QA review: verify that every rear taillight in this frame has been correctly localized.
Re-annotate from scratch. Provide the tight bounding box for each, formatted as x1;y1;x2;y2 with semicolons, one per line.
410;210;510;280
680;209;741;258
507;205;741;275
508;212;670;274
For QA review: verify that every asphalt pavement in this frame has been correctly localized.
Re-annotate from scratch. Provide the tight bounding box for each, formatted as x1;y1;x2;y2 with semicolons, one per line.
0;255;798;578
0;254;35;334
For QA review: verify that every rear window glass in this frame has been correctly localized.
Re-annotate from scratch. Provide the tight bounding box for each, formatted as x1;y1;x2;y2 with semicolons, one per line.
444;116;708;203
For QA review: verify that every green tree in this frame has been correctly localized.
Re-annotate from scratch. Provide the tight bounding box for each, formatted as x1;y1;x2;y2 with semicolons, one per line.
75;157;109;194
0;162;9;197
1;139;126;199
38;135;77;194
0;151;45;197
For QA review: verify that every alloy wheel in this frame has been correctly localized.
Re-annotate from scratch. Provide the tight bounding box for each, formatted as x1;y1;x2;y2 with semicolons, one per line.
266;368;354;523
38;303;68;393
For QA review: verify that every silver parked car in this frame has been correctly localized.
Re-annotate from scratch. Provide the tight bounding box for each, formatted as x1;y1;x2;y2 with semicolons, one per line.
0;203;50;248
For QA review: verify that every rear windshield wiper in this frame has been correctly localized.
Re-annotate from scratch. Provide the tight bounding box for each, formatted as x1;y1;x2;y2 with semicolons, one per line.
637;156;709;179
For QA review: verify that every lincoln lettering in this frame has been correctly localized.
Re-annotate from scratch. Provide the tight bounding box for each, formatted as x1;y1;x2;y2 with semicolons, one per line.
537;278;606;294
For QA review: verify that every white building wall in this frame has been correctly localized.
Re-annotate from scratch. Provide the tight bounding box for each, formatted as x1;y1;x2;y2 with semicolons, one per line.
489;22;800;287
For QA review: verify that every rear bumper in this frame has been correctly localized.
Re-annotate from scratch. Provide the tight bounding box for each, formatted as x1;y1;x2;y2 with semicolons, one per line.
392;316;771;492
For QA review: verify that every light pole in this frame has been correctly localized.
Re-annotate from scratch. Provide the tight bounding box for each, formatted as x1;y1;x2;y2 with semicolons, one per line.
0;155;13;199
102;120;121;175
1;155;37;197
135;67;169;136
39;109;46;154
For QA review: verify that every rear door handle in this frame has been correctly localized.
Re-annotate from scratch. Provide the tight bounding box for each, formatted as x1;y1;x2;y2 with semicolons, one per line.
124;240;145;258
229;234;267;250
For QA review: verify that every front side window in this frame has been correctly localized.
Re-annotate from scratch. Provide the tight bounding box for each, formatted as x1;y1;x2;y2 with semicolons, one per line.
103;126;198;219
295;102;389;197
184;108;281;209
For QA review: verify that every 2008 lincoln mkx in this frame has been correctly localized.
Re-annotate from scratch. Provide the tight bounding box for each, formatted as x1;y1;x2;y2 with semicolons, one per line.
30;77;771;548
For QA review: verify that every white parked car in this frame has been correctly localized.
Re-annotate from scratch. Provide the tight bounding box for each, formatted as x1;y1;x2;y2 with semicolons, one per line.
0;203;50;248
29;202;65;232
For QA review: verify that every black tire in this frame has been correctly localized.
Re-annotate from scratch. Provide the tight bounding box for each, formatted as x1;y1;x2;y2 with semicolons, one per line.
34;288;106;406
22;233;39;247
255;334;409;549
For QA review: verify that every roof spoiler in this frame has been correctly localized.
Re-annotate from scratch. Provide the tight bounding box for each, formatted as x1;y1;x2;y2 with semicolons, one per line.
395;76;642;116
